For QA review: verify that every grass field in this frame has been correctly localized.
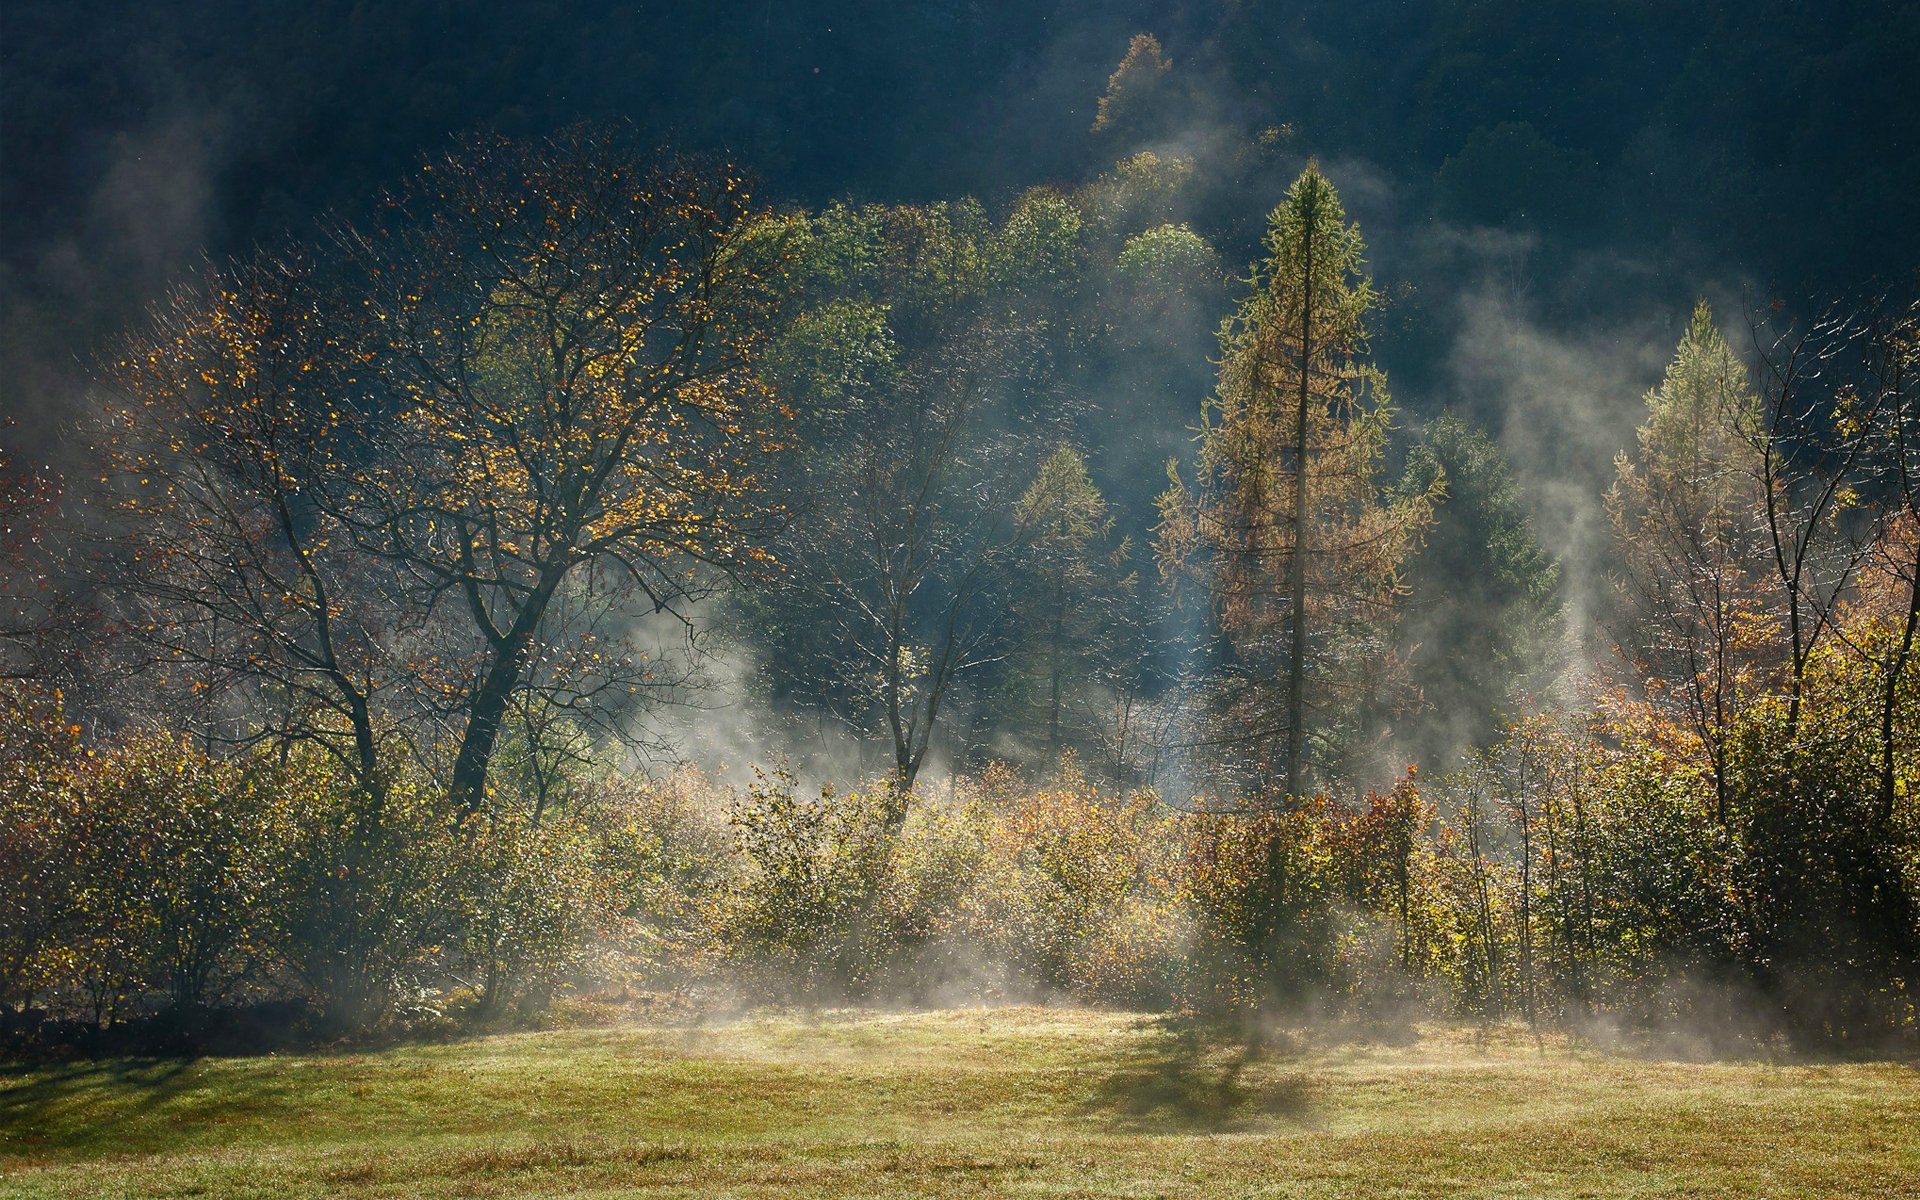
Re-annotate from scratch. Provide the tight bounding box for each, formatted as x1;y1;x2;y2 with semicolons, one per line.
1;1006;1915;1198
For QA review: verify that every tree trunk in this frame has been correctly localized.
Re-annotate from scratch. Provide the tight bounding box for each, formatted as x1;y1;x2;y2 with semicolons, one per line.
1880;538;1920;827
1284;189;1317;802
448;568;565;812
1047;586;1065;755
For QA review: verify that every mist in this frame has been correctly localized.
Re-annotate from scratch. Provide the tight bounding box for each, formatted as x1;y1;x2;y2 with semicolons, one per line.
3;0;1917;1087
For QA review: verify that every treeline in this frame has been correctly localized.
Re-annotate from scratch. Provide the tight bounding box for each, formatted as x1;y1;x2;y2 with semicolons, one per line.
3;602;1912;1052
0;126;1916;1052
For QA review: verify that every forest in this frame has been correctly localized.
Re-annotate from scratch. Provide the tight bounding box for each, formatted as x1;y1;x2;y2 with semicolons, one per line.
1;5;1917;1067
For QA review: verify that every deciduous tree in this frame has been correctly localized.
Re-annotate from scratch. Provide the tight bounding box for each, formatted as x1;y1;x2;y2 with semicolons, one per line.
105;129;786;810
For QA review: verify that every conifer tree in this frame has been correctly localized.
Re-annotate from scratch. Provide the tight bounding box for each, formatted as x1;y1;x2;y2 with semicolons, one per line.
1009;443;1135;759
1606;300;1767;821
1159;164;1436;798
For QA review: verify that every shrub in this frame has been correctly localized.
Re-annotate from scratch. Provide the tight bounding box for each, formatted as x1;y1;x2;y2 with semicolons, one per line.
448;802;608;1017
79;733;280;1012
0;684;83;1013
1181;799;1347;1015
263;759;458;1030
712;768;901;1001
964;768;1183;1003
589;766;737;984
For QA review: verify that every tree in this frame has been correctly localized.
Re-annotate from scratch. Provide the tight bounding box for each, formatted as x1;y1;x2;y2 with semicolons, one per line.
105;129;786;810
1605;300;1769;821
1158;163;1437;798
1007;443;1136;760
1746;302;1890;747
1097;223;1226;541
746;199;1071;794
1858;300;1920;830
343;130;783;810
1394;412;1561;773
1766;297;1920;1008
105;251;392;784
1725;296;1919;1029
1091;34;1174;142
0;683;83;1012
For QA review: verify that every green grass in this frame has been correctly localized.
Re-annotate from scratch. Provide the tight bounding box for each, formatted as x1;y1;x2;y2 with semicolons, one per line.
1;1007;1914;1198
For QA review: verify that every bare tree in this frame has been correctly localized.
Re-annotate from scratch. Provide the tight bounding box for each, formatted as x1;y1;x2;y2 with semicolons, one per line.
1747;304;1891;744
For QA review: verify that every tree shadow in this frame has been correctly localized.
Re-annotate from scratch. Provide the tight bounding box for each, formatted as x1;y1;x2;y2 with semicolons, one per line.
1082;1015;1317;1132
0;1055;308;1157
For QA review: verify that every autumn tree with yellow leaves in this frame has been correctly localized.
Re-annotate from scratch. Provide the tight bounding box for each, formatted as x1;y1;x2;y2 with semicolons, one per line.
107;250;391;781
342;130;784;809
104;129;786;809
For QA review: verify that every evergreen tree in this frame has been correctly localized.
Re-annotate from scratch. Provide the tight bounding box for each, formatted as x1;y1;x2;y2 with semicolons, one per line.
1392;412;1562;774
1008;443;1136;760
1606;300;1768;821
1158;164;1437;798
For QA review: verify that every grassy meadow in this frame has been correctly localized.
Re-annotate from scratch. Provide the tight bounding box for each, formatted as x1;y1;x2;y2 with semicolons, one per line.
2;1007;1915;1199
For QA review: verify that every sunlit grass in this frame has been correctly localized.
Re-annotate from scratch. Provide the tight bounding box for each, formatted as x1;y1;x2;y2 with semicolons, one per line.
2;1007;1914;1198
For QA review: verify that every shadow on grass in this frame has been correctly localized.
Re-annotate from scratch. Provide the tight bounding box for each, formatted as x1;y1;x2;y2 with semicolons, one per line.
1083;1015;1317;1132
0;1056;311;1157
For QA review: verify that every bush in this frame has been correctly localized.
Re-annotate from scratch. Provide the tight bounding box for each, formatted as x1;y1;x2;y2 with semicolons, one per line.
588;766;737;985
448;804;607;1017
8;602;1912;1051
0;685;84;1014
711;768;901;1002
264;760;459;1030
79;734;280;1012
1180;799;1348;1015
963;767;1184;1005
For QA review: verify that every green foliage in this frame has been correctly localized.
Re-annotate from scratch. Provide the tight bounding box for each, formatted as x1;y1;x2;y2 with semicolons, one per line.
1181;796;1372;1014
1395;412;1563;765
1111;223;1222;304
1005;445;1138;760
1079;151;1194;247
586;767;738;984
1606;301;1773;820
7;607;1914;1046
989;189;1086;305
1722;619;1920;1039
712;769;904;1001
0;685;83;1013
762;298;900;430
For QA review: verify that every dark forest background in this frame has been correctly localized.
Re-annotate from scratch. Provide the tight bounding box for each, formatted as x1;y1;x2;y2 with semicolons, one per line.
7;0;1918;462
